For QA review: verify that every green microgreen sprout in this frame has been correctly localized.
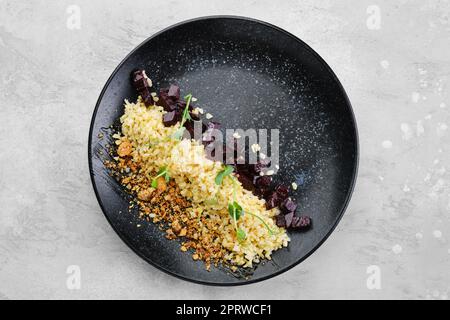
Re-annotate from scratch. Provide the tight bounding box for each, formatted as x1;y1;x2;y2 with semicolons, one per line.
215;165;277;241
151;166;170;188
215;165;234;185
171;93;193;140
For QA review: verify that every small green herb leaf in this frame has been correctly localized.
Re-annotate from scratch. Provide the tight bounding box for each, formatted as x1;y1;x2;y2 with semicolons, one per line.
236;228;246;242
151;166;170;188
228;201;243;221
157;166;167;175
182;96;192;122
215;165;234;185
169;94;193;141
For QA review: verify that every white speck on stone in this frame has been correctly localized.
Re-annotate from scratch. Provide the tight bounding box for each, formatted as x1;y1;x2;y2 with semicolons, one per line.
259;152;266;159
401;123;412;140
418;67;427;75
292;182;298;190
378;176;384;181
191;97;198;102
266;170;274;176
275;165;280;170
205;113;213;119
416;120;424;136
433;159;439;165
411;92;420;103
440;102;446;108
415;232;423;240
437;123;448;137
232;132;241;139
380;60;389;69
433;230;442;238
382;140;393;149
424;173;431;182
430;179;445;196
403;184;410;192
392;244;402;254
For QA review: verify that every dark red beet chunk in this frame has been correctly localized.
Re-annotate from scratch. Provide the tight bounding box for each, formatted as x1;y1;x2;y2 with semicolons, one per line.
284;211;294;228
275;184;289;199
281;198;297;213
167;84;180;99
255;187;270;198
162;110;180;127
131;70;149;91
275;215;286;228
265;191;281;209
131;70;154;106
254;176;272;188
159;88;178;111
291;216;312;230
236;173;255;192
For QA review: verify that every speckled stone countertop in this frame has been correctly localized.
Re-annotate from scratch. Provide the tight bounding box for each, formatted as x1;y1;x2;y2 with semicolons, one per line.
0;0;448;299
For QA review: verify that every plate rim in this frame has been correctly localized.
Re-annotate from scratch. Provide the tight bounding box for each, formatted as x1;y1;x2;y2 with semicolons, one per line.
88;15;359;286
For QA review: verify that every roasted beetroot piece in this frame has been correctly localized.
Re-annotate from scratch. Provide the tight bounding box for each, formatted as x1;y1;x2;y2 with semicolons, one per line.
162;110;181;127
131;70;150;91
255;186;270;198
281;198;297;213
291;216;312;230
275;214;286;228
131;70;154;106
140;90;154;106
167;84;180;99
284;211;294;228
265;191;281;209
290;216;299;229
254;175;272;188
275;184;289;200
235;163;251;175
159;88;178;111
177;100;186;109
236;173;255;192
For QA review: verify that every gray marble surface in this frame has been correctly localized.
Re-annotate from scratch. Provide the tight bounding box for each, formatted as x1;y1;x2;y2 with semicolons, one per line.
0;0;449;300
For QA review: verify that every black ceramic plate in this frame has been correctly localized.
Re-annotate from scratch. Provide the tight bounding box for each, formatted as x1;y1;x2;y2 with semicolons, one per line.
89;16;358;285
